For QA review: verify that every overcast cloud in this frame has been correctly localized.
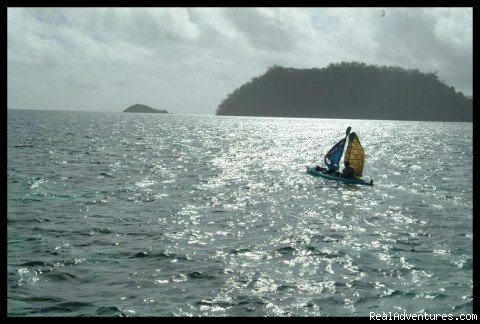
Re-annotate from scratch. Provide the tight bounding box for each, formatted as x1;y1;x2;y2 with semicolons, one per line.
7;7;472;114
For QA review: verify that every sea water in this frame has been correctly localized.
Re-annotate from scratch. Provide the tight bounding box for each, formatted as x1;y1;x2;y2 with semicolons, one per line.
7;109;473;316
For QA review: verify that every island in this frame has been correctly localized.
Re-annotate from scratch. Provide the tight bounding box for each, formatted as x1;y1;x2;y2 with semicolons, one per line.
216;62;472;122
123;104;169;113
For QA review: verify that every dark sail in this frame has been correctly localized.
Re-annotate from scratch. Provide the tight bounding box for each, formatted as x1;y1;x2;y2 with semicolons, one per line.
323;127;351;171
324;138;347;171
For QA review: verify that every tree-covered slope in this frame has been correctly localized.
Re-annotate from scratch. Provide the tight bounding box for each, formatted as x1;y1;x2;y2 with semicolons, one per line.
216;62;472;122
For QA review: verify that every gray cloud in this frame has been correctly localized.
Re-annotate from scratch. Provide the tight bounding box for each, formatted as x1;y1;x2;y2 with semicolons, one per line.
8;7;472;113
370;8;472;93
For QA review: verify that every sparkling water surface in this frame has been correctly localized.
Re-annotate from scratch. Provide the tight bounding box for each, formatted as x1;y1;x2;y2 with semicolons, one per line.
7;110;473;316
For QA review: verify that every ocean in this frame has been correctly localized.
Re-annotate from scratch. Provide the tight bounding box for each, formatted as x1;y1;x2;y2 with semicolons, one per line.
7;109;473;317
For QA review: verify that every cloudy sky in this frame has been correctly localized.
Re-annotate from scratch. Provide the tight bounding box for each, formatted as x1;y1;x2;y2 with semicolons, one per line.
7;7;472;114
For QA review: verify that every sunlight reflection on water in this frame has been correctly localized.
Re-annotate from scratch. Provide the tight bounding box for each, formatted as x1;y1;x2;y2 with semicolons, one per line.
8;111;472;316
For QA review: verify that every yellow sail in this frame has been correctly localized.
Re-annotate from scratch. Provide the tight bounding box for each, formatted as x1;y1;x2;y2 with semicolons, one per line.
344;132;365;177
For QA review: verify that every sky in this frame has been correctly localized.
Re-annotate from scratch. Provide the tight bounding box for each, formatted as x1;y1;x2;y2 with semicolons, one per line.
7;7;473;114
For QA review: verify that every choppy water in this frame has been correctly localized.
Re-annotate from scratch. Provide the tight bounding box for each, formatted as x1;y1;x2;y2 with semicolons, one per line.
7;109;473;317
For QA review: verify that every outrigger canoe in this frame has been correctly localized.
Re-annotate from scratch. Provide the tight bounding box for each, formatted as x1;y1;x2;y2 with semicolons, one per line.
307;126;373;186
306;165;373;186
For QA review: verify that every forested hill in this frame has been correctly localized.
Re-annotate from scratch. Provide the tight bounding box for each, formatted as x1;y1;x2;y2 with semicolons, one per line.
123;104;169;113
216;62;472;122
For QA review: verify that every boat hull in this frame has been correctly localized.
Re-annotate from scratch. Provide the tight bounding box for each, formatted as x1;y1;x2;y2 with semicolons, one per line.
306;166;373;186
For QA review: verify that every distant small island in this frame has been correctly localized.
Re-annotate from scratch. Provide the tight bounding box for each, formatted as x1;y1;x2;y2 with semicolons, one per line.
123;104;169;113
216;62;472;122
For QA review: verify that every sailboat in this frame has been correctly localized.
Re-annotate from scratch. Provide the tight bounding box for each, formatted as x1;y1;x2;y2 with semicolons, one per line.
306;127;373;186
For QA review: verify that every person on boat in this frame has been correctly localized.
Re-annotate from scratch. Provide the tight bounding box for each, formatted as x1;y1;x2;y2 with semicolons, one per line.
340;160;355;179
323;163;338;175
